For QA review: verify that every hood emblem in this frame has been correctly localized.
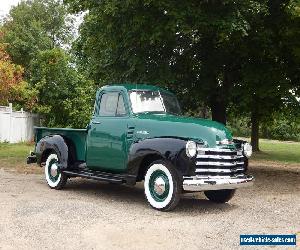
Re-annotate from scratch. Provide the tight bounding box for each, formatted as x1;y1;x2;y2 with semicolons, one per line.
136;130;149;135
216;139;233;145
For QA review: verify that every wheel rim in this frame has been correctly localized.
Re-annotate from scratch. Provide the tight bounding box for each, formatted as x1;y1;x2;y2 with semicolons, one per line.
45;154;62;187
48;158;60;182
149;170;170;202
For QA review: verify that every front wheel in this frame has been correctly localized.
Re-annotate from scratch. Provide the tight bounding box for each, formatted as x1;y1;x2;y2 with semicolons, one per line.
45;153;67;189
204;189;236;203
144;160;181;211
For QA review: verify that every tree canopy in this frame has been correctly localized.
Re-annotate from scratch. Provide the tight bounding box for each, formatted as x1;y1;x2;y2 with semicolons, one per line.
0;0;94;128
0;0;74;69
65;0;300;149
0;0;299;146
0;40;30;106
30;48;95;127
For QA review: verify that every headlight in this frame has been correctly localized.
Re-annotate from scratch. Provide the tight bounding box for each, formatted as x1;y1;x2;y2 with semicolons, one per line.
243;143;252;158
186;141;197;158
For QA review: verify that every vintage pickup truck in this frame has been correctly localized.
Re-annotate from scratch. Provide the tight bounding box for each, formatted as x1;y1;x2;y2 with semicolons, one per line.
27;84;254;211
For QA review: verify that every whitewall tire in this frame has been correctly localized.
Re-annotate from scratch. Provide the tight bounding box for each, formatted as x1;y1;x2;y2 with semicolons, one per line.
45;153;67;189
144;160;181;211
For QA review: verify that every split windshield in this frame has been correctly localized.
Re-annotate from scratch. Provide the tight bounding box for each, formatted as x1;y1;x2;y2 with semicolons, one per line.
129;90;181;115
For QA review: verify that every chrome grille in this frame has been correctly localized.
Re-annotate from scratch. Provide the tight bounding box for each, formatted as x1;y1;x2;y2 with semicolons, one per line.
195;147;245;176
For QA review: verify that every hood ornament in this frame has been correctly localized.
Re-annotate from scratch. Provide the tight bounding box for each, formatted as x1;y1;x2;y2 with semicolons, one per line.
216;139;233;145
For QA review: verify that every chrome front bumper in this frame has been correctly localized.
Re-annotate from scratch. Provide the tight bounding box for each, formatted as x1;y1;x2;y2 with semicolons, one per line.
183;174;254;192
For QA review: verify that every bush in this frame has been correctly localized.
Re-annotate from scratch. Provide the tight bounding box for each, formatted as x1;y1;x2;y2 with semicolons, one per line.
261;116;300;141
227;112;300;142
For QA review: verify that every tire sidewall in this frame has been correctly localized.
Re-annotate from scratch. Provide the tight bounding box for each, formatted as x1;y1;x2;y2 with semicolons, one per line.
144;160;180;210
204;189;236;203
45;153;62;188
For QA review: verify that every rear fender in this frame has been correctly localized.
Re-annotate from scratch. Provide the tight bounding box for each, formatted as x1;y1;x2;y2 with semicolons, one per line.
36;135;69;169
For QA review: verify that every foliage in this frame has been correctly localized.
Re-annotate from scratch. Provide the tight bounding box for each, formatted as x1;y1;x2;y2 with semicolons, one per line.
261;109;300;141
0;0;298;136
0;0;93;129
29;48;95;128
0;42;30;106
231;0;300;115
227;116;251;138
67;1;299;129
67;0;259;115
0;0;74;69
227;107;300;141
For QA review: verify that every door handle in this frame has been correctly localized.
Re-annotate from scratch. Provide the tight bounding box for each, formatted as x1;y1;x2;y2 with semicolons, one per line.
92;121;101;124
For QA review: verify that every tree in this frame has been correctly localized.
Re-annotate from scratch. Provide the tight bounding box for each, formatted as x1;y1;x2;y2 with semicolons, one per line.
230;0;300;150
66;0;300;149
66;0;260;125
0;41;26;105
30;48;95;128
0;0;74;70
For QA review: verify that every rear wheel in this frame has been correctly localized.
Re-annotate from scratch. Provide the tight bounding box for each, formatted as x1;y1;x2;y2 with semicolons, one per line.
45;153;67;189
144;160;181;211
204;189;236;203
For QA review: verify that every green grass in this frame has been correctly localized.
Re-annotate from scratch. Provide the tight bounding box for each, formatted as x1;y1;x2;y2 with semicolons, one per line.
0;142;42;174
252;139;300;164
0;142;34;166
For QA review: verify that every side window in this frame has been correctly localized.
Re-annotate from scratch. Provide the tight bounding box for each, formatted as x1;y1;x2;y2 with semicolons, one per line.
99;92;119;116
116;94;126;116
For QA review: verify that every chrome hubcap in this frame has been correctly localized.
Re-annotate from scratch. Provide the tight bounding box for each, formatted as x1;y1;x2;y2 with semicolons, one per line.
153;177;166;195
50;163;58;177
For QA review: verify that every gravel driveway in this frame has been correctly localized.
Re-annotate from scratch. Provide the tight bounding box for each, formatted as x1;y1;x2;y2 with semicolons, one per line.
0;164;299;250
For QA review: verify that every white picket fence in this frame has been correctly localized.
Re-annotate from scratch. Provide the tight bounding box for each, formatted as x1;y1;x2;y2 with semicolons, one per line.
0;104;39;143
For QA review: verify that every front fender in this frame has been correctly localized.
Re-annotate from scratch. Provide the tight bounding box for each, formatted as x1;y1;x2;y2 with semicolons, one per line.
127;137;196;177
36;135;69;169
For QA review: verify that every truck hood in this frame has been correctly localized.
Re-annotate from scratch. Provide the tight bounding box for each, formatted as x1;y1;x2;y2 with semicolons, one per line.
134;113;232;147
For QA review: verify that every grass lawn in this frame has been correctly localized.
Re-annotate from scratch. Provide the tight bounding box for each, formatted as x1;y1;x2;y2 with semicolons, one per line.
0;139;299;174
252;139;300;164
0;142;42;174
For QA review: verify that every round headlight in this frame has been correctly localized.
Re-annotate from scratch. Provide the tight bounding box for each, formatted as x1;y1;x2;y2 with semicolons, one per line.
186;141;197;158
243;143;252;158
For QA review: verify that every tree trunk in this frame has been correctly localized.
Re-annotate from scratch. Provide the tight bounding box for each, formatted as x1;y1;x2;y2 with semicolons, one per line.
251;106;260;152
211;99;227;125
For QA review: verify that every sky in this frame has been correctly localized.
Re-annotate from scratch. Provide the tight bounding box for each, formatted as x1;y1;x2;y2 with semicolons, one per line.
0;0;22;18
0;0;84;33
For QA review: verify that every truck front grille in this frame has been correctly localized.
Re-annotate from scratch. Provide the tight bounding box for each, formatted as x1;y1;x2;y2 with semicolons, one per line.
195;147;245;176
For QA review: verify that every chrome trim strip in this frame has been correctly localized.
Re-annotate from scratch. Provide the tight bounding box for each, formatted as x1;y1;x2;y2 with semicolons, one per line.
182;174;254;191
196;161;237;167
195;168;232;173
197;147;236;152
195;175;233;179
195;168;244;173
196;154;244;160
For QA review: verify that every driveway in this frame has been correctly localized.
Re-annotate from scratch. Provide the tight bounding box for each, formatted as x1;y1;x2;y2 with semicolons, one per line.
0;164;299;250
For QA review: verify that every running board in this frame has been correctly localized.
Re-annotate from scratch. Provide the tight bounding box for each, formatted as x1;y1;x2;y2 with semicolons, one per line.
62;169;135;185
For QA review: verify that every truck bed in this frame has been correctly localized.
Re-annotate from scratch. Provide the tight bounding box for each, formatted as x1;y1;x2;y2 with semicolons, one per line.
34;127;87;161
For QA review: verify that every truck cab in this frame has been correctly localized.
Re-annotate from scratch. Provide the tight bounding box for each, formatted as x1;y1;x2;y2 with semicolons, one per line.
27;84;254;211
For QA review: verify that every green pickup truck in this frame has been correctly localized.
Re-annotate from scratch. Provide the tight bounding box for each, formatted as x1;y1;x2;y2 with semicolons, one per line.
27;84;253;211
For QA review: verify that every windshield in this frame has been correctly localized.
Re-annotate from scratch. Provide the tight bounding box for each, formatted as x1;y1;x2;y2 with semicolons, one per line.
129;90;181;115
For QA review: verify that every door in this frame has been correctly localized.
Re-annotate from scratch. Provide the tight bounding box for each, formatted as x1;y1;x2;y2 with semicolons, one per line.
86;91;129;172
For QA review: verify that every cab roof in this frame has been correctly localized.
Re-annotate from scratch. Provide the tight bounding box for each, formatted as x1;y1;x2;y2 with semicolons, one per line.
98;83;174;94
